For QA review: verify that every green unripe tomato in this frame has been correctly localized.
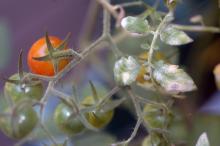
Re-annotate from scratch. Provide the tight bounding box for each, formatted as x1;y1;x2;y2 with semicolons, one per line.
54;103;85;136
0;102;38;139
4;73;44;103
85;110;114;129
82;96;114;129
164;0;177;10
143;104;172;129
142;133;168;146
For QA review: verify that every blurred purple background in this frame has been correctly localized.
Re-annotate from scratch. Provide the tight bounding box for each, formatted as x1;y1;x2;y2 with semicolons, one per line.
0;0;90;82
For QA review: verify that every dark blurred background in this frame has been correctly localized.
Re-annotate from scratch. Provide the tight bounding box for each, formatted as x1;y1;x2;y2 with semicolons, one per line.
0;0;220;146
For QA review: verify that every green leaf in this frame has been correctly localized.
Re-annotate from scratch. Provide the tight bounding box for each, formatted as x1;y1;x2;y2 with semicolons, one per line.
114;56;140;86
153;61;197;94
195;133;210;146
160;25;193;46
140;43;159;50
121;16;150;34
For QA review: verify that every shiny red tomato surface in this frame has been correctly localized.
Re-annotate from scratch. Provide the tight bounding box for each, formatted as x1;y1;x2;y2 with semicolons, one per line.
28;36;70;76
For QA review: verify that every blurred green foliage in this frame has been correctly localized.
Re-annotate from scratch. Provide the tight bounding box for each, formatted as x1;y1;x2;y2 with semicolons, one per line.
190;113;220;146
0;20;11;69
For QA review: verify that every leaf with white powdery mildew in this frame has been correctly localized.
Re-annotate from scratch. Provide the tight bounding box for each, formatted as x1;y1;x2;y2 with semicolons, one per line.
195;132;210;146
160;25;193;46
114;56;140;86
121;16;150;35
153;61;197;95
140;43;159;50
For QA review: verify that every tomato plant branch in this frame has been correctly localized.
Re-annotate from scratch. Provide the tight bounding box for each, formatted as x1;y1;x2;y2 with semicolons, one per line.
15;134;34;146
40;82;54;103
49;85;121;139
50;88;79;112
112;118;143;146
119;1;144;8
98;86;120;107
51;88;99;131
10;0;213;145
125;88;144;143
101;0;112;35
39;122;58;145
23;73;53;82
55;36;105;81
112;87;145;146
172;24;220;33
148;12;173;82
28;3;122;141
96;0;118;19
106;35;122;58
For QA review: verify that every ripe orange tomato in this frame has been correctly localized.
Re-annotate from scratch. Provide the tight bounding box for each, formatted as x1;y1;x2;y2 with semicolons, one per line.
27;36;70;76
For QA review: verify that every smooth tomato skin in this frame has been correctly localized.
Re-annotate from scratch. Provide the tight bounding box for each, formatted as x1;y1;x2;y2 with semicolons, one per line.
0;102;38;139
4;73;44;103
143;104;172;129
54;103;85;136
85;110;114;129
82;96;114;129
142;133;168;146
28;36;70;76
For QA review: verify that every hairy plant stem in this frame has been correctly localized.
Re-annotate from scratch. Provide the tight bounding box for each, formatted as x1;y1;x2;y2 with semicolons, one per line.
50;86;122;132
172;24;220;33
51;88;79;113
102;0;111;34
15;133;34;146
39;122;58;145
111;87;144;146
119;1;144;7
56;37;105;81
5;0;220;145
52;86;120;115
25;2;120;143
96;0;118;19
147;12;173;83
107;35;123;58
51;88;99;131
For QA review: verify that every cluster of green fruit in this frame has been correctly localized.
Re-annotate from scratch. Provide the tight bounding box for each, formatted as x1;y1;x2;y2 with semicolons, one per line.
0;35;114;140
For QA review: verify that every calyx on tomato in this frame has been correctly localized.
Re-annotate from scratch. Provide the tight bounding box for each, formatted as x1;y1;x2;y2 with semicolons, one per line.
4;50;44;103
81;81;114;129
27;32;73;76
